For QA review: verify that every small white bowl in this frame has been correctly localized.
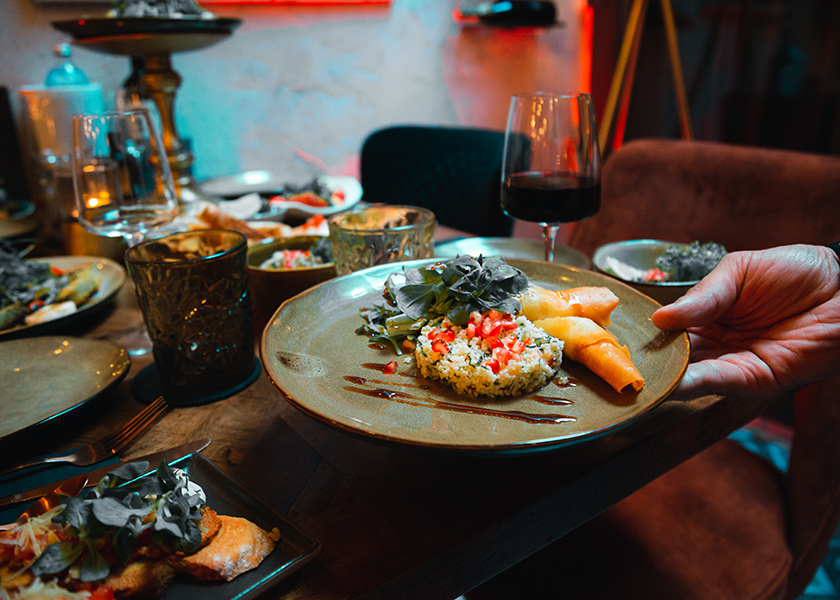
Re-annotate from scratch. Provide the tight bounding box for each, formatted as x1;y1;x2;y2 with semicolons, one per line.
593;239;699;306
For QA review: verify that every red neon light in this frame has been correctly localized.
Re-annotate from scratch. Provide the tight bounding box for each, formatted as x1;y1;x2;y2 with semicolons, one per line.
579;4;593;94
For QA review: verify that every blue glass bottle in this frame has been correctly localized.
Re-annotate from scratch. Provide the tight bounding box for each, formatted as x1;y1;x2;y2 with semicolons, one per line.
45;43;89;86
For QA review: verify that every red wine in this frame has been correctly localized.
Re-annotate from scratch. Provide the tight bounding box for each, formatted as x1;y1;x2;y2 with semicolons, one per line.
502;171;601;223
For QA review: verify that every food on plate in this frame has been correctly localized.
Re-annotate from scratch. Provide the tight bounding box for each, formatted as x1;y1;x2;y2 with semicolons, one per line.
654;241;727;282
357;255;644;397
535;316;645;393
415;312;563;397
0;246;102;331
604;241;728;284
0;461;279;600
519;285;619;327
258;237;332;270
267;177;347;209
174;516;275;582
191;203;329;243
194;203;270;242
106;0;216;19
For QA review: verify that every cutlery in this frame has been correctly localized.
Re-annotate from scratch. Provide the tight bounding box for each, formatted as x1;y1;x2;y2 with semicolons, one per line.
0;476;88;531
0;438;211;511
0;396;169;478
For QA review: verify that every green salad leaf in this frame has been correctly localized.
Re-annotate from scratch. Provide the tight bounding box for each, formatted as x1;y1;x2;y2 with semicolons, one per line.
356;255;529;354
655;241;727;281
31;460;205;581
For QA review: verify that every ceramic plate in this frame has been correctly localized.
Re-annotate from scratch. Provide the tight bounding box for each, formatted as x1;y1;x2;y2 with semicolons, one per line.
0;336;130;442
0;256;126;340
436;237;592;270
198;172;363;219
261;259;689;454
161;453;320;600
52;17;242;39
0;199;38;239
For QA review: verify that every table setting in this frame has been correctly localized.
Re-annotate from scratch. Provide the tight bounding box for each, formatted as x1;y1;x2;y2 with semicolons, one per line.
0;78;769;600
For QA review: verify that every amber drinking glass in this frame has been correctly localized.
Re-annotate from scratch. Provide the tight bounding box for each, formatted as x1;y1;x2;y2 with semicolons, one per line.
327;205;435;276
125;229;256;406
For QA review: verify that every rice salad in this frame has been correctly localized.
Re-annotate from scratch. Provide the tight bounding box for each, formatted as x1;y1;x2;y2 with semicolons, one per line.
415;313;563;397
357;255;566;398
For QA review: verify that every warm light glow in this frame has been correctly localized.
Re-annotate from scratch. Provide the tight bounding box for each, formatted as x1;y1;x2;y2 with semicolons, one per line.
579;4;594;93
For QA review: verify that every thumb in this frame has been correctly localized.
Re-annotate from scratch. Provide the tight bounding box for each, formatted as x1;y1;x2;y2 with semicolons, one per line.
652;278;734;331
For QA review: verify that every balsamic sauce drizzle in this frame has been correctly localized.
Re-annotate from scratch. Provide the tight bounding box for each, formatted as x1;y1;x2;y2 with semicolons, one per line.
343;373;576;425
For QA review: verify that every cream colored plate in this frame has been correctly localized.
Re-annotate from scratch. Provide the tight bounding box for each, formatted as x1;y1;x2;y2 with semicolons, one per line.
261;259;689;454
0;336;130;441
0;256;126;340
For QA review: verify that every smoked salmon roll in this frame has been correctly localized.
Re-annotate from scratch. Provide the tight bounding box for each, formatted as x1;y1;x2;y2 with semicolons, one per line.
535;316;645;393
519;286;620;327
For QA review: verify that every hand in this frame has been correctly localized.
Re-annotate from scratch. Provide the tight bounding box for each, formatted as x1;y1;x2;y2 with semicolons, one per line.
652;244;840;401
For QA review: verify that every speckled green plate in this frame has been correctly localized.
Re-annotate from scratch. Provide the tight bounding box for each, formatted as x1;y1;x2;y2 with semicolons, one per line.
260;259;689;454
0;336;130;442
0;256;126;340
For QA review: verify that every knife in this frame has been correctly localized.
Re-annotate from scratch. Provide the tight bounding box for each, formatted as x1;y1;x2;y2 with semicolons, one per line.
0;438;211;511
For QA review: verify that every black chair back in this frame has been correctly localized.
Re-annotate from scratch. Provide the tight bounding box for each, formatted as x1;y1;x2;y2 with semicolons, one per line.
360;125;513;237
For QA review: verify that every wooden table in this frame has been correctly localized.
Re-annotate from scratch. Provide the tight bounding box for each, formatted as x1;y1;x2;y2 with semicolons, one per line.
2;253;781;600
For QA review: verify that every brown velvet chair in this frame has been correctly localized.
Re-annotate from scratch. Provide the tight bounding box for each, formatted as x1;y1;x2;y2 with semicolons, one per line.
466;138;840;600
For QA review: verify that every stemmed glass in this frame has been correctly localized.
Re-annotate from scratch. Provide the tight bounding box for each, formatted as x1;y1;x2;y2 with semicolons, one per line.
500;92;601;262
71;108;177;357
71;108;177;249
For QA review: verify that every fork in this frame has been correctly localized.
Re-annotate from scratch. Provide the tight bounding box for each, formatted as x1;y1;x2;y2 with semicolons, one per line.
0;396;169;478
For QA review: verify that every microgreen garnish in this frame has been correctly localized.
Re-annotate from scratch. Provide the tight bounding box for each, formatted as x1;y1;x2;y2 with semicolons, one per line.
356;255;528;353
31;460;205;582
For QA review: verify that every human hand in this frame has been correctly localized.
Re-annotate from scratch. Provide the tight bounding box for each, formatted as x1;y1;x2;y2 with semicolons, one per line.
652;244;840;401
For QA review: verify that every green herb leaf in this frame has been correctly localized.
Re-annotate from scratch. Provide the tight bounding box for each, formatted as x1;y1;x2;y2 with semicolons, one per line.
357;255;529;350
31;542;84;576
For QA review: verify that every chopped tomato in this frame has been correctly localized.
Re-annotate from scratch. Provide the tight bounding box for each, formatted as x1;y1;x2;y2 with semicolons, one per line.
440;329;456;343
50;266;65;277
486;309;501;321
428;328;441;341
481;357;501;373
91;586;115;600
501;319;518;331
466;323;477;338
330;188;346;204
644;268;669;282
289;192;330;207
487;336;503;349
431;340;449;354
28;299;45;311
469;311;483;326
383;359;398;374
481;319;502;338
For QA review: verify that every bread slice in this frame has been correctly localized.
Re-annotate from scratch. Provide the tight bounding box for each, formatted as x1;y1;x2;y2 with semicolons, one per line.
174;516;278;582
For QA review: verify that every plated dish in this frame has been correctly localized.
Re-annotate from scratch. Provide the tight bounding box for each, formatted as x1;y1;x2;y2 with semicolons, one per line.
436;237;591;270
261;259;689;454
0;453;319;600
198;172;363;220
0;336;130;443
0;256;126;340
167;454;320;600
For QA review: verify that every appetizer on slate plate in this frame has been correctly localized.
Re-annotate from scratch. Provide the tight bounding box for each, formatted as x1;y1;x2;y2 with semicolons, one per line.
0;461;278;600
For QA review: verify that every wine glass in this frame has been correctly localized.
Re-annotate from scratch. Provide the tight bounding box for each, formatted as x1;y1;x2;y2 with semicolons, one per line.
500;92;601;262
71;108;177;249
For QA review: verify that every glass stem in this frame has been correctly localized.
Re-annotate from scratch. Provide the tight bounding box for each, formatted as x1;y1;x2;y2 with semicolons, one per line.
542;224;559;262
